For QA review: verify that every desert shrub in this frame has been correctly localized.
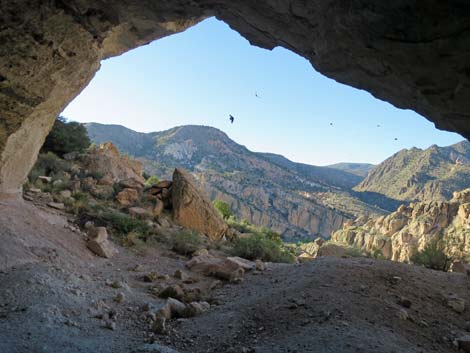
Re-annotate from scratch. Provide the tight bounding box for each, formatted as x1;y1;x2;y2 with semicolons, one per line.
100;211;152;239
410;239;452;272
42;116;91;156
231;234;294;263
213;200;233;220
29;152;71;181
170;230;202;256
144;175;160;187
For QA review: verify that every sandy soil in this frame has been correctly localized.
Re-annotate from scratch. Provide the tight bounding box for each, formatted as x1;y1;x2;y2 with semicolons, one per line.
1;200;470;353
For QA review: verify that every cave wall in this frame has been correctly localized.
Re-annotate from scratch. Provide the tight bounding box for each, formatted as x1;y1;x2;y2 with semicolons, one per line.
1;0;470;196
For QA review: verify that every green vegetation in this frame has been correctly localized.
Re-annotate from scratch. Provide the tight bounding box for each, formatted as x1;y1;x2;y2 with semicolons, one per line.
213;200;233;220
231;234;294;263
100;210;152;240
30;152;71;180
170;230;202;255
42;116;91;156
410;239;452;272
144;175;160;187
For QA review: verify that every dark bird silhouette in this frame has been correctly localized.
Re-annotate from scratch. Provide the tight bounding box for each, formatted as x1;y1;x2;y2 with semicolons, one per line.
377;124;381;127
330;122;333;126
229;115;235;124
394;137;398;141
255;92;261;99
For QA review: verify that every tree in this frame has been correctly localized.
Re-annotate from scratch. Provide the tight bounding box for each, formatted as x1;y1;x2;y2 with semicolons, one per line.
41;116;91;156
213;200;233;220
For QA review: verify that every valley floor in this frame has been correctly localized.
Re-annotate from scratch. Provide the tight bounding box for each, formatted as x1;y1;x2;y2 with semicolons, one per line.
1;200;469;353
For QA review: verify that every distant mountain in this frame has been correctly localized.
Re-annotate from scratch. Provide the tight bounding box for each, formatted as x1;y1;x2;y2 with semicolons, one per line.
86;123;385;240
354;141;470;204
327;163;375;178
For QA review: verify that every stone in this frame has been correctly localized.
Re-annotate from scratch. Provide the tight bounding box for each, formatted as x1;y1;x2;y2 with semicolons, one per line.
184;301;210;317
63;151;79;160
90;185;115;199
185;254;244;282
398;297;412;309
255;260;266;271
173;270;190;282
450;261;470;275
47;202;65;210
316;243;347;257
29;188;41;193
447;294;465;313
128;207;151;218
157;298;187;320
152;316;167;335
226;257;256;271
397;309;409;321
87;227;118;259
156;181;173;189
172;168;228;241
153;199;165;217
119;178;144;190
158;285;185;301
98;175;114;186
59;190;72;199
114;292;125;303
116;188;139;206
38;176;52;184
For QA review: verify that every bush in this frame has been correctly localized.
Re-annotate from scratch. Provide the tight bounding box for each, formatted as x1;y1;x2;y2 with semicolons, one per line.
213;200;233;220
101;211;152;239
30;152;71;180
144;175;160;187
170;230;202;256
410;239;452;272
231;234;294;263
42;116;91;156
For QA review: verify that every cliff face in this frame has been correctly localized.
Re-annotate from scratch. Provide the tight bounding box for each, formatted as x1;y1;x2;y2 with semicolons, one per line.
87;123;384;240
332;189;470;262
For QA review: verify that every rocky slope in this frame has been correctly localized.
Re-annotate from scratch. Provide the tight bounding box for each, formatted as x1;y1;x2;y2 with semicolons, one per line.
86;123;385;240
327;162;375;178
330;188;470;264
355;141;470;207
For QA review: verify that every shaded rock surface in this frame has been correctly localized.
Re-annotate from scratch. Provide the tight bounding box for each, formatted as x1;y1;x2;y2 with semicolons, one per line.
172;168;227;241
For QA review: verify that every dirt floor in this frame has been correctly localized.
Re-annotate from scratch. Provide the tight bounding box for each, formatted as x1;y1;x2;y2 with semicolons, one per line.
1;199;470;353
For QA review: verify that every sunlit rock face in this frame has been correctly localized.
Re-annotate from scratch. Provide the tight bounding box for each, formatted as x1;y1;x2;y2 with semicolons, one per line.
1;0;470;195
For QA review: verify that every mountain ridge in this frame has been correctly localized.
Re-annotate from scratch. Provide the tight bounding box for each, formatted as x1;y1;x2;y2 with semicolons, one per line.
86;122;385;240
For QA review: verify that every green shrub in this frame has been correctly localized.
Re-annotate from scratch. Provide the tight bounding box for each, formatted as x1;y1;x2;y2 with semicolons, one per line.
42;116;91;156
144;175;160;187
29;152;71;180
410;239;452;272
170;230;202;256
101;211;152;239
213;200;233;220
231;234;294;263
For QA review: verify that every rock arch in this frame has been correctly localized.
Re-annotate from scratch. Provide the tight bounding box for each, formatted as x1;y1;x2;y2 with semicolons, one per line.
1;1;470;196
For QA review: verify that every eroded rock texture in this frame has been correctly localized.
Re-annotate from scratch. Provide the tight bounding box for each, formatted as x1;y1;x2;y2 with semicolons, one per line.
1;1;470;195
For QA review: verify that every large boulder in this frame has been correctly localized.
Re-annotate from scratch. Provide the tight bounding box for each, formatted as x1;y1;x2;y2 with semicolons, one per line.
87;227;118;258
116;188;139;207
172;168;227;240
185;254;244;282
82;142;145;184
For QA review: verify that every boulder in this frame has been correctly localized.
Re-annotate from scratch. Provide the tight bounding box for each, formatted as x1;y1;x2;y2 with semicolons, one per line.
447;294;465;313
316;243;347;257
158;285;185;301
90;185;115;199
87;227;118;258
129;207;151;219
153;199;165;217
119;178;144;190
98;175;114;186
185;254;244;282
59;190;72;199
115;188;139;206
156;180;173;189
172;168;227;240
184;301;210;317
226;256;256;271
457;336;470;353
38;176;52;183
47;202;65;210
82;142;145;184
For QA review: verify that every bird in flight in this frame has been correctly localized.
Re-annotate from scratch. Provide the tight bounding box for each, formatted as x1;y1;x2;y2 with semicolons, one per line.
255;92;261;99
377;124;381;128
394;137;398;141
330;122;334;126
229;115;235;124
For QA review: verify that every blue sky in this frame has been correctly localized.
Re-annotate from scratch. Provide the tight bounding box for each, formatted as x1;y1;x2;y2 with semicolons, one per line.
62;17;463;166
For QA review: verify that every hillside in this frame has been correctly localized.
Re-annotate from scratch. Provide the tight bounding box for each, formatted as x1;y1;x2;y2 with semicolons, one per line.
327;162;375;178
354;141;470;206
86;123;385;240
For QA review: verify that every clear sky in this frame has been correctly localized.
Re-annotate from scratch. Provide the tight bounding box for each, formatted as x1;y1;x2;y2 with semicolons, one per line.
62;17;463;166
